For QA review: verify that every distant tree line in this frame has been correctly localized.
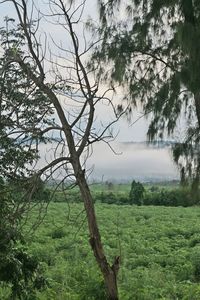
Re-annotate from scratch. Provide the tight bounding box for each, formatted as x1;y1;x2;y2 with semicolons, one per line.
54;180;200;207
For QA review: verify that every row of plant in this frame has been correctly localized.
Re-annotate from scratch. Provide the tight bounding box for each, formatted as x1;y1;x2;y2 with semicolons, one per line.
52;181;200;207
3;178;199;207
94;190;200;207
2;203;200;299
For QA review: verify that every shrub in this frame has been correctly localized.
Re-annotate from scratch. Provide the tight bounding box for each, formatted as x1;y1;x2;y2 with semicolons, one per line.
95;192;116;204
6;177;51;203
0;178;46;299
51;228;67;239
143;187;200;207
129;180;145;205
95;192;129;205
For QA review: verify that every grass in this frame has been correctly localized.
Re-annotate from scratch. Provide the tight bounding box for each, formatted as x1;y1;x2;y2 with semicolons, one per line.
1;201;200;299
28;204;200;299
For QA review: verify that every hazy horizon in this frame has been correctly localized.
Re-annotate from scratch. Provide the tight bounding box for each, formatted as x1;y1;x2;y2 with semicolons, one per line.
38;141;179;183
85;142;179;182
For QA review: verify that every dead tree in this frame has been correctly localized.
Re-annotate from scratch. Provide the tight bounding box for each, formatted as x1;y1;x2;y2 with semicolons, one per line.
0;0;126;298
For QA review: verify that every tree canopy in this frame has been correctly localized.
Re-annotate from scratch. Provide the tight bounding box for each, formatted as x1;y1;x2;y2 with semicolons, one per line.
94;0;200;189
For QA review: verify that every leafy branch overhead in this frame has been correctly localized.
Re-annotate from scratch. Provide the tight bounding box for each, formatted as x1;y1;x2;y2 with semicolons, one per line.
94;0;200;189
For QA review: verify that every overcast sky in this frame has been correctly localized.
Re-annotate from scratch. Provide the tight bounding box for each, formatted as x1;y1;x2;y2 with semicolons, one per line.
0;0;151;142
0;0;181;181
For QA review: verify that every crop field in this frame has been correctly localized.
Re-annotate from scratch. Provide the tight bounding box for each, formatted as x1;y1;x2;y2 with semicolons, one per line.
2;202;200;299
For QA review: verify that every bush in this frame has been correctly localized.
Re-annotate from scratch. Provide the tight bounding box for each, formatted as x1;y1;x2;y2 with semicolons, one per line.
51;228;67;239
96;192;117;204
129;180;145;205
52;184;199;207
143;188;200;207
0;178;46;299
95;192;129;205
0;246;46;299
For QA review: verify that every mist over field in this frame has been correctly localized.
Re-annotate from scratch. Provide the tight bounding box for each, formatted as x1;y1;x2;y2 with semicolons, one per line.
38;141;179;182
86;142;179;182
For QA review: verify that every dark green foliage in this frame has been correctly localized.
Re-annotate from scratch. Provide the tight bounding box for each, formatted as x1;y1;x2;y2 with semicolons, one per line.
0;18;54;182
24;177;51;202
129;180;145;205
95;0;200;190
96;191;130;205
0;246;45;300
51;228;67;239
79;280;108;300
0;20;49;294
173;138;200;194
52;183;199;207
4;177;51;204
97;183;199;207
0;179;46;299
143;188;200;207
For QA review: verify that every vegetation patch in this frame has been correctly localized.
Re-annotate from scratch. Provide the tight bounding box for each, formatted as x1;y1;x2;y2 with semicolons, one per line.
0;203;200;299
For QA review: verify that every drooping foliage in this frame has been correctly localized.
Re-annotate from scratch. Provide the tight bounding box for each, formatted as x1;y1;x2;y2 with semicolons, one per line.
94;0;200;190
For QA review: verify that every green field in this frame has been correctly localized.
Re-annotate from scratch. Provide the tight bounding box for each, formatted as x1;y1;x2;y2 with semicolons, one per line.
1;202;200;299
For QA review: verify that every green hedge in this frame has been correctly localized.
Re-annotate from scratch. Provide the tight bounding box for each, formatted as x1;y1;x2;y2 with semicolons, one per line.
143;188;200;207
94;187;200;207
48;184;200;207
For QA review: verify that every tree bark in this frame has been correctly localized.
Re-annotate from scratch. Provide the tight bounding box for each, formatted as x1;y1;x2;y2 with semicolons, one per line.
75;164;120;300
5;1;120;297
17;51;120;300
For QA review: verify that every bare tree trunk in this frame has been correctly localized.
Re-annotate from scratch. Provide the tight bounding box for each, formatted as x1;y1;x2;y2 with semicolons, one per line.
18;47;120;300
75;165;120;300
2;0;121;297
